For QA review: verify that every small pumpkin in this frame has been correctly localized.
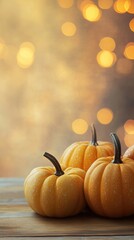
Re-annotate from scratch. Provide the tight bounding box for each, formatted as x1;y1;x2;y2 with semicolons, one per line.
124;145;134;160
24;152;86;218
84;133;134;218
60;124;114;171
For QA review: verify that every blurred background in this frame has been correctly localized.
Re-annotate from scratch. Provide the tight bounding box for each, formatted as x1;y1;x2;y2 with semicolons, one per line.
0;0;134;177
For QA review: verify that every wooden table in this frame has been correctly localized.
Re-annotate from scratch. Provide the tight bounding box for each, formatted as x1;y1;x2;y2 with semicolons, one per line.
0;178;134;239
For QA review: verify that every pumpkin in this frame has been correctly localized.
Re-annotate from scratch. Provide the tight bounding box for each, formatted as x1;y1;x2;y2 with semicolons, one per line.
84;133;134;218
24;152;86;218
124;145;134;160
60;124;114;171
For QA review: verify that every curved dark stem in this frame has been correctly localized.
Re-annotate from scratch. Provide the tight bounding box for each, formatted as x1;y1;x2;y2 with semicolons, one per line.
43;152;64;176
91;124;98;146
110;133;123;164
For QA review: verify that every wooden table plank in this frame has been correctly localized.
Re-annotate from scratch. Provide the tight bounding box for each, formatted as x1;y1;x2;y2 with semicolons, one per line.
0;178;134;238
1;237;134;240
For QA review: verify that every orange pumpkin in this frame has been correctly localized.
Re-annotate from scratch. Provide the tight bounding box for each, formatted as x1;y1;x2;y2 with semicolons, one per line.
124;145;134;160
84;133;134;218
24;152;86;218
60;124;114;171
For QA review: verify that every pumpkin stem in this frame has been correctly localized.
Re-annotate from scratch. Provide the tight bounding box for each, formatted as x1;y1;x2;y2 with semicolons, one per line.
91;124;98;146
43;152;64;176
110;133;123;164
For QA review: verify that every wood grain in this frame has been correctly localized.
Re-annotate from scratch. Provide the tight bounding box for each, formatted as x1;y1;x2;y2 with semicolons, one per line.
0;178;134;238
1;237;134;240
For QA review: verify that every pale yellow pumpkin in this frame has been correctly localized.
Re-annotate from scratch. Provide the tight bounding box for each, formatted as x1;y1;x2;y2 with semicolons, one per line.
60;124;114;171
24;152;86;218
84;133;134;218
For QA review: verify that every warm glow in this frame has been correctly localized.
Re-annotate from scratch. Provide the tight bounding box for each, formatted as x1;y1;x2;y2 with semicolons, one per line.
97;50;116;68
78;0;93;11
99;37;116;51
98;0;113;9
114;0;134;14
0;0;133;178
129;18;134;32
97;108;113;124
113;0;130;13
124;119;134;134
17;42;35;68
0;39;7;59
116;58;133;74
72;118;88;134
82;3;102;22
77;0;93;11
127;0;134;13
114;0;130;14
57;0;73;8
124;134;134;147
124;0;131;10
61;22;76;36
124;42;134;60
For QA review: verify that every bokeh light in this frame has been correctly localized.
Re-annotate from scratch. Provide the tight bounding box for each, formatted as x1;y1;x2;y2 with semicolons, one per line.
113;0;130;14
116;58;133;75
78;0;93;10
97;108;113;124
57;0;74;8
98;0;113;9
127;0;134;14
124;42;134;60
124;119;134;134
17;42;35;68
72;118;88;134
61;21;76;36
0;1;133;177
97;50;116;68
99;37;116;51
124;134;134;147
82;3;102;22
129;18;134;32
